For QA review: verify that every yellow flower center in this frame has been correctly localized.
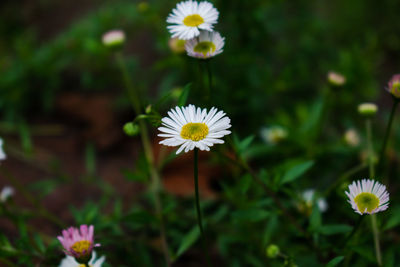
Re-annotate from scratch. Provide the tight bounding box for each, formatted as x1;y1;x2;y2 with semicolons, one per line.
194;41;216;56
180;123;209;141
183;14;204;27
79;265;93;267
391;81;400;97
354;192;379;213
71;240;91;255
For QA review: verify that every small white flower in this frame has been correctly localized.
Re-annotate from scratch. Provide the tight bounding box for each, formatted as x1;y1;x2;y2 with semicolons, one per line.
0;138;6;161
158;104;231;154
185;31;224;59
0;186;14;203
302;189;328;213
59;251;105;267
345;179;389;215
167;0;219;40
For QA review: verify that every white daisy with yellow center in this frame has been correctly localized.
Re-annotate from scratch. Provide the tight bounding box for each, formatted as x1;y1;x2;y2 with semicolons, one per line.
185;30;224;59
345;179;389;215
158;104;231;154
167;1;219;40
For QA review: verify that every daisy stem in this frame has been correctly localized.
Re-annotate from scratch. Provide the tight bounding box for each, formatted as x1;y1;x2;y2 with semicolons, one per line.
371;214;382;266
205;60;212;100
193;148;204;234
193;148;212;266
366;118;375;178
115;52;171;266
365;117;382;266
378;99;398;169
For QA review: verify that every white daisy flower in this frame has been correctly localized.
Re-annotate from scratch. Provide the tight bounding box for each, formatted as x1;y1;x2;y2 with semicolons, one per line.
0;138;6;161
167;0;219;40
345;179;389;215
59;251;105;267
158;104;231;154
185;30;224;59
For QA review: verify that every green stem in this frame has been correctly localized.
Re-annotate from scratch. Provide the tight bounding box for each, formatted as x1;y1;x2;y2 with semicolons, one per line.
115;52;171;266
379;100;399;169
193;148;212;266
365;117;382;266
371;214;382;266
366;119;375;178
205;60;212;100
193;148;204;234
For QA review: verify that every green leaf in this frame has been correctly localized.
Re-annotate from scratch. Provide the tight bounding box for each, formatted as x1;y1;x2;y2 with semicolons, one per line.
318;224;352;235
326;256;344;267
178;83;191;106
238;135;255;152
280;160;314;185
176;227;200;258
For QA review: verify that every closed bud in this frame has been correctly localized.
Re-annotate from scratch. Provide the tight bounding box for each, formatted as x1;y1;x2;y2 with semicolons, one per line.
327;71;346;86
138;2;149;13
145;105;152;114
344;129;360;147
102;30;125;49
358;103;378;116
266;244;280;258
123;122;140;136
169;38;186;54
387;74;400;98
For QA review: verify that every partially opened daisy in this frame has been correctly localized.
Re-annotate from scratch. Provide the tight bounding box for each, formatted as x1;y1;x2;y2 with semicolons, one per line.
158;104;231;154
59;251;105;267
345;179;389;215
167;1;219;40
185;30;224;59
58;225;100;264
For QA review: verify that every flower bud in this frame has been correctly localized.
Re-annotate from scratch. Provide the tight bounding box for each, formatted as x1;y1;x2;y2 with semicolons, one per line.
260;126;288;145
358;103;378;116
0;186;14;203
102;30;125;49
327;71;346;86
387;74;400;98
169;38;186;54
344;129;360;147
266;244;280;258
123;122;140;136
138;2;149;13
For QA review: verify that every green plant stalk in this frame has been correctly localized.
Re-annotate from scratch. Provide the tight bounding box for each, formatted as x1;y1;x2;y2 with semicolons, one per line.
115;53;171;266
371;214;382;266
205;60;212;100
193;148;212;266
365;118;382;266
379;100;399;169
193;149;204;234
366;119;375;178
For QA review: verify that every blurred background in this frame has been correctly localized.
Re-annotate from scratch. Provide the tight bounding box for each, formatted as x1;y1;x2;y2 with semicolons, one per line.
1;0;400;266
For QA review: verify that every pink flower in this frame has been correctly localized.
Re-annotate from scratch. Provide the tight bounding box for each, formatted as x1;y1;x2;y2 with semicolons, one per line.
387;74;400;98
58;225;100;264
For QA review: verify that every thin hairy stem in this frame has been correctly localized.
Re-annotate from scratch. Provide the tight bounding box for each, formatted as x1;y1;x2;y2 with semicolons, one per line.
115;52;170;266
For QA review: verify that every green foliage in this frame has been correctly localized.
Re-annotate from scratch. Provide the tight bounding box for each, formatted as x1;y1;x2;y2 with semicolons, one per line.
1;0;400;266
